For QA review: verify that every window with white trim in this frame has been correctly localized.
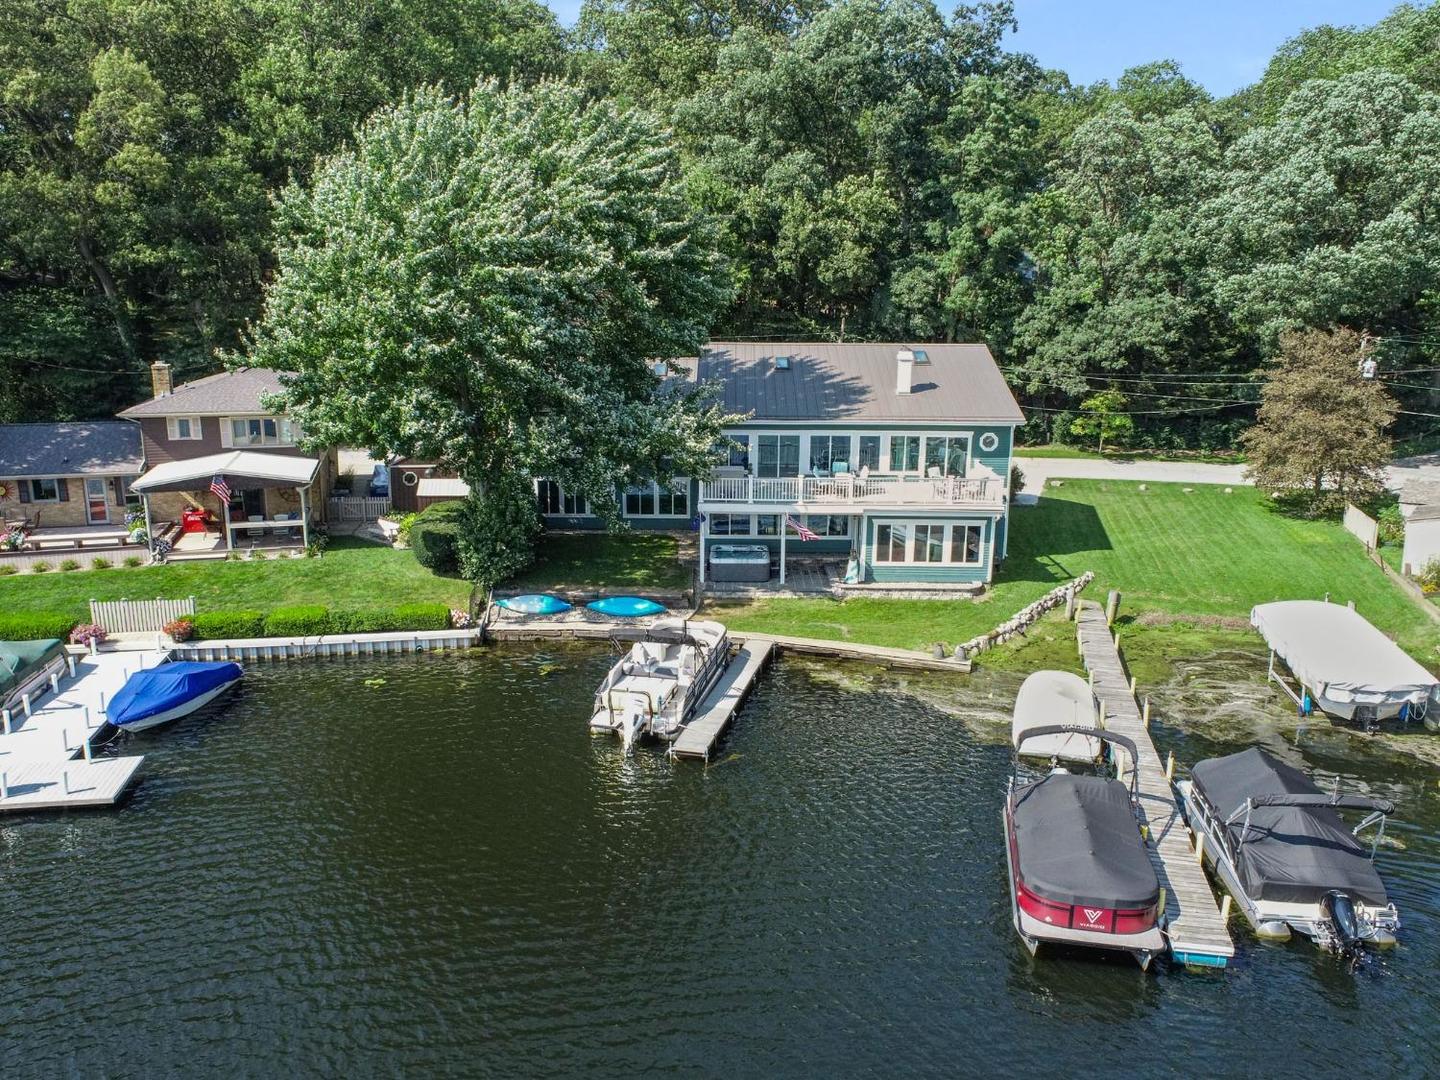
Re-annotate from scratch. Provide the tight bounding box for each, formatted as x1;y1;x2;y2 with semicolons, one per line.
709;513;751;536
225;415;296;447
889;435;921;472
923;435;969;477
623;478;689;517
28;478;60;501
809;435;852;475
857;435;881;471
756;514;779;536
167;416;203;440
537;480;589;516
873;521;985;565
756;435;800;478
727;434;751;469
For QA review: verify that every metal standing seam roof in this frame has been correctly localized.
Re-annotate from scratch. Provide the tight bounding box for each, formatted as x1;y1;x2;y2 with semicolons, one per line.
694;342;1025;424
0;422;144;477
118;367;292;418
416;477;472;498
130;450;319;492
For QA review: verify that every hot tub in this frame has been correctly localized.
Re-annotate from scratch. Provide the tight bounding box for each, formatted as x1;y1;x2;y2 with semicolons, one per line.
709;543;771;582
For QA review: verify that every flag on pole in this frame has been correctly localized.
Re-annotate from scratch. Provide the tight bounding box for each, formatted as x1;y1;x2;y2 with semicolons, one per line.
210;475;231;503
786;515;819;541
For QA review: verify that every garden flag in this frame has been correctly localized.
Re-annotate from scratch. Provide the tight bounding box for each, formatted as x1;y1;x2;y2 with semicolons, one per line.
787;515;819;541
210;475;231;503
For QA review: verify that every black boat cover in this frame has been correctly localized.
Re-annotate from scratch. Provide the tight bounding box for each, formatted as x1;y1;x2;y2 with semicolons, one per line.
1012;774;1159;909
1190;748;1390;907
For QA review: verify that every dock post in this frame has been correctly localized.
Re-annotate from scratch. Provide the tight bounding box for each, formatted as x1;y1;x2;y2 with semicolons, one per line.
1157;887;1167;927
50;672;60;694
0;772;6;799
82;735;93;763
1065;587;1076;621
1220;894;1232;923
62;769;71;795
1105;590;1121;626
1129;674;1137;693
1143;697;1151;727
1195;832;1206;865
1087;668;1094;690
67;655;77;677
99;691;106;715
22;692;32;717
89;637;97;656
1;708;9;735
1165;751;1174;781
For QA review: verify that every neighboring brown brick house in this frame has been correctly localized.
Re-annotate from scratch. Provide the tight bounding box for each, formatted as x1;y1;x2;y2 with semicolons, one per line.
0;422;143;528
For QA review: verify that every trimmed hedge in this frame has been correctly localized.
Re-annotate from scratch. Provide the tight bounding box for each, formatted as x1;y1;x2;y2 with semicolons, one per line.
189;604;454;640
191;610;266;640
410;521;459;573
418;499;467;522
0;612;80;641
262;605;334;637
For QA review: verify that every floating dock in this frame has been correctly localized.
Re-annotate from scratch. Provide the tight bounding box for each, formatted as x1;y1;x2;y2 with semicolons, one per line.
0;651;150;813
1076;604;1234;967
670;641;774;761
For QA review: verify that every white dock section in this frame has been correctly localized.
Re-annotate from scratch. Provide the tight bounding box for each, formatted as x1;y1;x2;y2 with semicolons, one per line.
1076;604;1234;967
0;650;151;813
670;642;774;761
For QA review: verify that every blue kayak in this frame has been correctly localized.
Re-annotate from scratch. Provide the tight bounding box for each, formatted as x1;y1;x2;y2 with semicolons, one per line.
109;661;244;732
497;594;573;615
586;596;667;618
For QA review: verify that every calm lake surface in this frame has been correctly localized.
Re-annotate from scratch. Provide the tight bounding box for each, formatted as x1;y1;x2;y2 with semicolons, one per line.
1;645;1436;1077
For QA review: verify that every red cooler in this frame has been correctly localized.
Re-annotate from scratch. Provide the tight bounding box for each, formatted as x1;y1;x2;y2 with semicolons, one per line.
181;508;211;534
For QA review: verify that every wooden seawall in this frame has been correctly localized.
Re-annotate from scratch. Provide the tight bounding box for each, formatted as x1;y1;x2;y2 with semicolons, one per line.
1076;603;1234;968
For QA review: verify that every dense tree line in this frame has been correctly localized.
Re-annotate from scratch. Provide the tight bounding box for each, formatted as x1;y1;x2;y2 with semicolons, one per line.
5;0;1440;451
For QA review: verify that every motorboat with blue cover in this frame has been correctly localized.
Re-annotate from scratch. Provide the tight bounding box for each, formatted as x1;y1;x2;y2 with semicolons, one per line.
590;619;729;753
109;661;244;732
497;594;572;615
1006;725;1164;970
1176;747;1399;957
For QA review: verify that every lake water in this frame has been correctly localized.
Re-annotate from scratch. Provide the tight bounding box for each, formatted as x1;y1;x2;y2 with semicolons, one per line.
1;645;1436;1077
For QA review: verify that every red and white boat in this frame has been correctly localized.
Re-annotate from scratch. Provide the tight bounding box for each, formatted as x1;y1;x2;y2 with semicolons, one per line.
1005;725;1164;970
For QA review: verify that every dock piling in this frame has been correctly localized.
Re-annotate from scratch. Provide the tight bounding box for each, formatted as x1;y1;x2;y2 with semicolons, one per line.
1195;832;1206;865
50;672;60;694
0;772;6;799
1220;894;1232;923
1165;751;1175;780
1;709;9;736
22;692;32;717
1143;697;1151;727
1105;590;1121;626
82;736;93;763
67;656;77;678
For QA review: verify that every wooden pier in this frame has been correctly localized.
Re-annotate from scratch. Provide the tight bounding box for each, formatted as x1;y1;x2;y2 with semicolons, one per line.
1076;603;1234;967
0;651;149;813
670;641;774;761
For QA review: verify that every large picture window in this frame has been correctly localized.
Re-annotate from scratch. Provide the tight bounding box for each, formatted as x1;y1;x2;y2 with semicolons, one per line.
709;513;751;536
624;478;689;517
857;436;881;471
923;436;969;477
809;435;851;475
804;515;849;537
727;434;751;469
28;478;61;502
874;520;985;565
757;435;800;478
889;435;921;472
537;480;589;516
227;416;295;447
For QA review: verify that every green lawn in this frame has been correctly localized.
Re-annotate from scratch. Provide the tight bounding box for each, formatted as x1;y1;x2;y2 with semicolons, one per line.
0;536;472;620
511;532;689;591
713;481;1440;662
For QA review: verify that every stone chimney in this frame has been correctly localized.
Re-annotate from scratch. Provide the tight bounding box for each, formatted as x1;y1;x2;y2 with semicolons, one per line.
150;360;172;398
895;348;915;395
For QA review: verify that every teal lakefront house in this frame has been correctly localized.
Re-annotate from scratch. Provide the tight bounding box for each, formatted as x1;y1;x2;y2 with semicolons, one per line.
690;342;1023;588
395;341;1024;589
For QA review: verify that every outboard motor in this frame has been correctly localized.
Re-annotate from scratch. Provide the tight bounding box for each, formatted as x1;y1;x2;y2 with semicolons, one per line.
1319;891;1363;959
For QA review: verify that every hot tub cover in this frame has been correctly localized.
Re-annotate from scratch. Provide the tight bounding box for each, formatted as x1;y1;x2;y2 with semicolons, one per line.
1251;600;1439;708
497;594;572;615
108;661;243;727
1012;774;1159;909
587;597;666;618
1190;747;1390;906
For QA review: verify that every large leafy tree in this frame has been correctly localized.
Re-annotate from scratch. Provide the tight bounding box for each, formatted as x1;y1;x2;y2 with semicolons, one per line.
1242;328;1396;513
247;80;735;546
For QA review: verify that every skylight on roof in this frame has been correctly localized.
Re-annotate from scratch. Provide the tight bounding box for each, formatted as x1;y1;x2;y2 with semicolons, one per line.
774;355;792;371
912;349;931;365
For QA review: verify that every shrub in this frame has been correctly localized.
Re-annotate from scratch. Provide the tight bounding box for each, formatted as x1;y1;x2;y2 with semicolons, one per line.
395;512;420;545
331;603;451;633
455;475;540;587
91;557;112;570
394;602;452;630
59;558;81;571
262;605;334;637
410;520;460;572
418;499;467;523
305;534;329;558
191;610;266;640
1418;558;1440;595
69;623;108;647
0;564;17;576
30;560;52;573
1009;464;1025;502
0;612;79;640
1377;502;1404;545
122;555;144;568
164;617;196;642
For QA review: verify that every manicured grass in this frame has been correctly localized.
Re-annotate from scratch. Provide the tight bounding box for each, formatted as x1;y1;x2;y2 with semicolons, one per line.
512;532;689;591
1016;444;1246;464
0;536;472;620
714;481;1440;663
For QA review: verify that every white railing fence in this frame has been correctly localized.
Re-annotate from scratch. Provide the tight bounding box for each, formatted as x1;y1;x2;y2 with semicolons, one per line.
328;496;392;521
89;596;196;633
699;474;1003;508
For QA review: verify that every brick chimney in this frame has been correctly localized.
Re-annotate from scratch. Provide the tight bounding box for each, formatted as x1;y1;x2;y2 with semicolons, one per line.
150;360;173;398
895;349;915;395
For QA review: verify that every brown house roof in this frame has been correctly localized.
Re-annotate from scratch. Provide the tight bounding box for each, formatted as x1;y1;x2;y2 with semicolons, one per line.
119;367;292;418
695;342;1024;424
0;422;144;477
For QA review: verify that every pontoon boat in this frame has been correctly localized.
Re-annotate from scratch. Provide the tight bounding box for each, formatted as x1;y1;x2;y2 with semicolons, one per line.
589;619;730;753
1176;747;1399;958
1011;670;1102;764
1005;725;1164;970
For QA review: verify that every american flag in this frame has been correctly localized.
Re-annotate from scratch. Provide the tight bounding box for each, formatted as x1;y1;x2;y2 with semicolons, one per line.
786;515;819;541
210;475;231;503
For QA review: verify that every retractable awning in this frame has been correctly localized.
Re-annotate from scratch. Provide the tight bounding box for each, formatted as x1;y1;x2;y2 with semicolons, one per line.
130;450;319;493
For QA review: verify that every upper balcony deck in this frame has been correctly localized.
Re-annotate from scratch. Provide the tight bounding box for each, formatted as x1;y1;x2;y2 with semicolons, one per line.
698;473;1006;513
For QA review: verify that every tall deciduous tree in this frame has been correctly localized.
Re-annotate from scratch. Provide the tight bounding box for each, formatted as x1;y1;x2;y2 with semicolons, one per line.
246;80;736;579
1069;390;1134;453
1242;328;1396;512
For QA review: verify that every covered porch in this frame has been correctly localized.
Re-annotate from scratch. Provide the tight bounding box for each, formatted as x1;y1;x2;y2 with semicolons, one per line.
130;450;321;558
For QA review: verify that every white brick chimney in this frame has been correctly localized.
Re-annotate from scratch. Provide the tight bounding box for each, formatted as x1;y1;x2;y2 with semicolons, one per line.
895;349;915;395
150;360;173;398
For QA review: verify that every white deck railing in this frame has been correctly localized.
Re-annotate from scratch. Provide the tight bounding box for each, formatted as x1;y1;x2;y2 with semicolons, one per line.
698;474;1005;509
